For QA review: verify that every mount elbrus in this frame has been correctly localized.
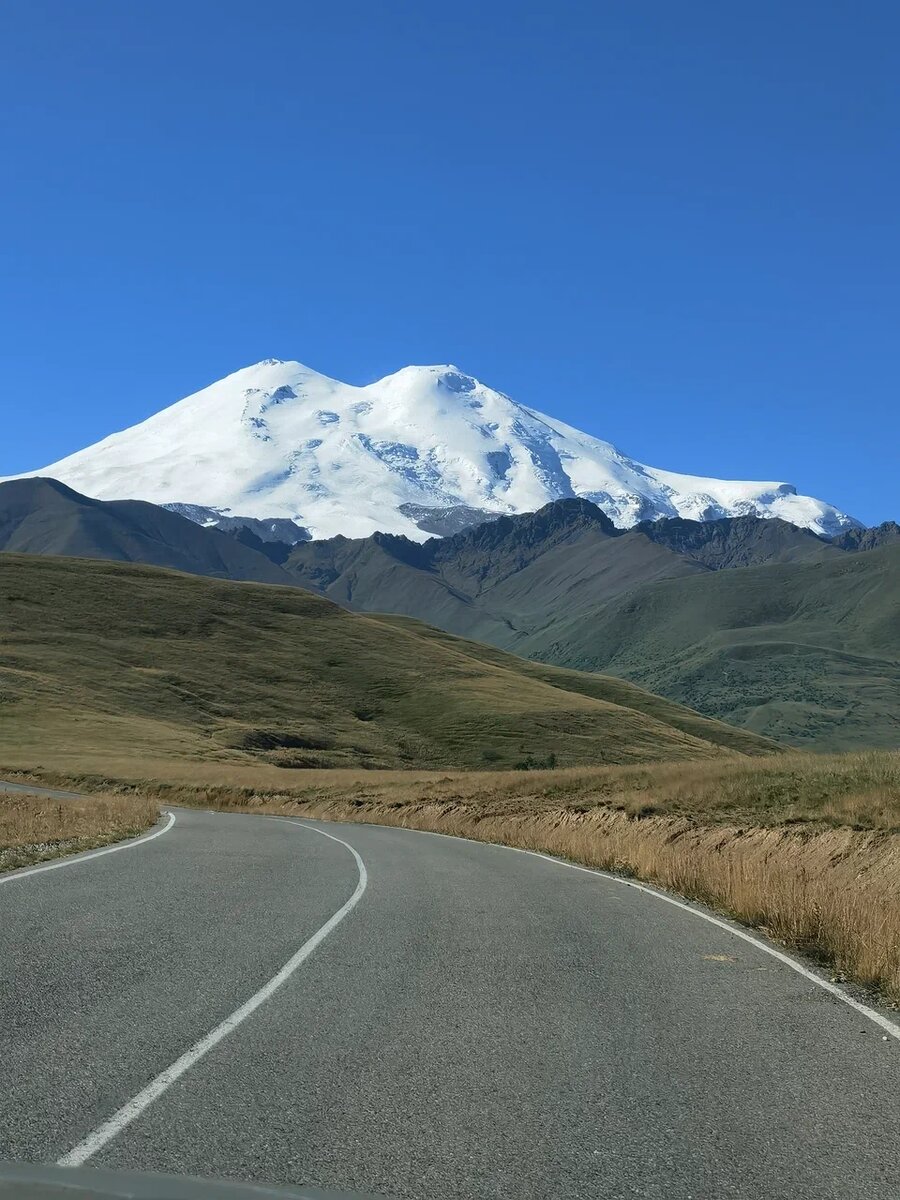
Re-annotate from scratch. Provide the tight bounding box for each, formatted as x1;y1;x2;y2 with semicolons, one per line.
3;359;859;540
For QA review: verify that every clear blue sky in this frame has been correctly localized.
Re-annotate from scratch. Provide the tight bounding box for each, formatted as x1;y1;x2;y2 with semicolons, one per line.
1;1;897;524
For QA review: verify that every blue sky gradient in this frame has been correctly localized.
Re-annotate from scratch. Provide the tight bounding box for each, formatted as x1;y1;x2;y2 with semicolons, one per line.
1;1;897;523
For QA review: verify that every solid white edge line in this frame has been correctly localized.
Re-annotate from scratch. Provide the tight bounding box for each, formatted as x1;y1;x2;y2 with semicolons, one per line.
519;847;900;1042
57;820;367;1167
351;819;900;1043
0;811;177;886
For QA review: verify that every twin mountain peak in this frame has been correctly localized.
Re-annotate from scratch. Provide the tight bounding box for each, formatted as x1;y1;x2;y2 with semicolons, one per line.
2;358;862;541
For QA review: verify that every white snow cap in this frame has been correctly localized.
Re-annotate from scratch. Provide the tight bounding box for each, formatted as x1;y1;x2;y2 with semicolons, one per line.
5;359;859;540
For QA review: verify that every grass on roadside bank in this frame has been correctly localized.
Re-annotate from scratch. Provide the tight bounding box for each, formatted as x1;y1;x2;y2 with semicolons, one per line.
0;791;159;873
10;748;899;830
5;750;900;1004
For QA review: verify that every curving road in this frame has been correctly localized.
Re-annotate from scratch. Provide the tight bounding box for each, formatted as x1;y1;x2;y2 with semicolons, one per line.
1;801;899;1199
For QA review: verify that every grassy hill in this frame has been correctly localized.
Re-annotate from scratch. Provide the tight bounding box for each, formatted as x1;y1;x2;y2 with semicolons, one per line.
377;616;778;755
530;545;900;750
0;553;776;776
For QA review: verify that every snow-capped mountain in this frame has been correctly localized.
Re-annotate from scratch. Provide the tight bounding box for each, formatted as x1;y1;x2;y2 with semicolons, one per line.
6;359;859;540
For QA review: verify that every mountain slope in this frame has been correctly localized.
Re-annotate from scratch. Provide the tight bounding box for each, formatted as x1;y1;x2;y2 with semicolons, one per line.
285;501;841;649
0;478;293;584
0;554;777;775
373;616;781;757
529;546;900;750
286;499;709;646
632;513;841;568
4;358;858;539
161;502;311;545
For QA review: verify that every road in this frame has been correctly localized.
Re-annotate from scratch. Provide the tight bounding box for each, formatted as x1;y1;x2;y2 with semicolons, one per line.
0;779;86;798
1;801;898;1199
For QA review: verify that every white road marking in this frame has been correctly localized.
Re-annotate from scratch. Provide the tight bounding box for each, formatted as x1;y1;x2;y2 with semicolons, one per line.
0;811;177;886
366;821;900;1043
519;847;900;1043
57;821;367;1167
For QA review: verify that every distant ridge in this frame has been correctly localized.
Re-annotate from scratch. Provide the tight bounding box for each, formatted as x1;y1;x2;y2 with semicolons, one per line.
0;477;293;584
831;521;900;552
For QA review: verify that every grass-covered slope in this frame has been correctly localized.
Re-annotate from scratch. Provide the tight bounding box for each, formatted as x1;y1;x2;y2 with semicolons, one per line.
531;545;900;750
0;553;777;775
378;617;774;757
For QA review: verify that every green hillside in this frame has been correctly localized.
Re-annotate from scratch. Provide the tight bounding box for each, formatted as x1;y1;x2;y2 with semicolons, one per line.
529;546;900;750
0;554;776;776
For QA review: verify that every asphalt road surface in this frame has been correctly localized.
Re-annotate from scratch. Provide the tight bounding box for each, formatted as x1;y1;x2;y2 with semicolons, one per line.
1;800;898;1199
0;779;85;798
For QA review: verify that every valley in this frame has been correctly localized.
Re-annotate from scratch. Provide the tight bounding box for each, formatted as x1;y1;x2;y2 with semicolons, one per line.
281;502;900;750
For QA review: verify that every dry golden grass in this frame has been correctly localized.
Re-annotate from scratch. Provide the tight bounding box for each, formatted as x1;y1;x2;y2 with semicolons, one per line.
14;747;894;830
6;750;899;1001
0;791;159;872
